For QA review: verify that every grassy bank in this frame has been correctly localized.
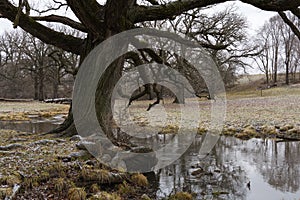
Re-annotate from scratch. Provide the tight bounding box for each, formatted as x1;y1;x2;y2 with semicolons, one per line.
0;101;69;120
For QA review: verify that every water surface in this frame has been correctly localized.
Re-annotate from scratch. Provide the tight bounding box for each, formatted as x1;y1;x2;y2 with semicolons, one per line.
151;136;300;200
0;115;64;133
1;119;299;200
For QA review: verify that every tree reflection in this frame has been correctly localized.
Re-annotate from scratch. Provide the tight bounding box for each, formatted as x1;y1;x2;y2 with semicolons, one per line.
153;136;300;199
155;136;248;199
256;140;300;193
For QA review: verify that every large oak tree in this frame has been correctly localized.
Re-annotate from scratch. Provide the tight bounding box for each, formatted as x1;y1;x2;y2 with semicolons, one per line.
1;0;300;141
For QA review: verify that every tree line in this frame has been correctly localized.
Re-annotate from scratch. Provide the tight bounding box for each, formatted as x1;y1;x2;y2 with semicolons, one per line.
255;12;300;86
0;28;80;100
0;0;300;138
1;7;299;102
0;6;259;100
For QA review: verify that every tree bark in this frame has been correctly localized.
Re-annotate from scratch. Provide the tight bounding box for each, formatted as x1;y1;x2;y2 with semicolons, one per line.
95;58;123;143
266;68;269;86
285;45;290;85
48;0;136;139
274;45;278;84
52;80;59;99
38;66;44;101
34;75;38;100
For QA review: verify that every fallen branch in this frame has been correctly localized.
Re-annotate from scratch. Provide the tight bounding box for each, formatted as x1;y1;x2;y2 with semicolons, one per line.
44;98;72;104
0;98;33;102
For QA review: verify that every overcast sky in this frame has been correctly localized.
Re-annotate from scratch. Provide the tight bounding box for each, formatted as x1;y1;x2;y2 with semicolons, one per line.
210;1;276;35
0;1;277;35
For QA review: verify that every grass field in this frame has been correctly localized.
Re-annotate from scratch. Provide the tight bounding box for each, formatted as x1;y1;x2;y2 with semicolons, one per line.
1;75;300;199
0;101;69;120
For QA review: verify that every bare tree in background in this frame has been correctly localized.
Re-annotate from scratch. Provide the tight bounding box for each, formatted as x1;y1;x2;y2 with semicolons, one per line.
280;13;298;85
255;13;300;86
0;31;28;98
269;16;282;84
179;7;260;87
0;29;80;99
131;6;259;104
0;0;300;139
254;30;271;85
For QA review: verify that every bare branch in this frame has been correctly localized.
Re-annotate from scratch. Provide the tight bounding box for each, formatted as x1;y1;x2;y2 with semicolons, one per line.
131;0;228;23
291;8;300;19
145;0;159;5
220;49;263;65
0;0;84;54
31;15;87;32
241;0;300;11
278;11;300;41
66;0;104;37
131;0;300;23
30;1;67;14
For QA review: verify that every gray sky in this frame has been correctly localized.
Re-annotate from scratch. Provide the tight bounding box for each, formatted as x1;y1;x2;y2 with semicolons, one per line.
209;1;276;35
0;1;277;35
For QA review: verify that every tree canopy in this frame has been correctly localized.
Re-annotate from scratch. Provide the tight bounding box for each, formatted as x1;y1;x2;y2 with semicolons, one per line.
1;0;300;57
1;0;300;139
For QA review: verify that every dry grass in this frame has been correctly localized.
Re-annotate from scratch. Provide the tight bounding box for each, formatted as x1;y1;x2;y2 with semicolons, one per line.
90;191;121;200
131;173;148;187
0;101;69;121
227;85;300;99
68;188;87;200
81;168;110;183
114;82;300;141
169;192;193;200
118;181;135;196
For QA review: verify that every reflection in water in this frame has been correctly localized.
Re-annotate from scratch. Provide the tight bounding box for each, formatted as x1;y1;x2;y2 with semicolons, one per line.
153;136;300;200
1;119;299;200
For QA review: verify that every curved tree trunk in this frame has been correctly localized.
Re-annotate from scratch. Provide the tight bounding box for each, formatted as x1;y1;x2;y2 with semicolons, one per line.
46;103;75;136
95;57;123;143
49;0;136;140
46;34;95;136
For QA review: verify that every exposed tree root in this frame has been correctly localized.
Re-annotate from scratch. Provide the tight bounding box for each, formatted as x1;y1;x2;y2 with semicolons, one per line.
44;104;75;136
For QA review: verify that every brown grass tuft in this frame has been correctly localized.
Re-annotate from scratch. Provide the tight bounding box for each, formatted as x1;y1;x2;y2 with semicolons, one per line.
68;187;87;200
131;173;148;187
